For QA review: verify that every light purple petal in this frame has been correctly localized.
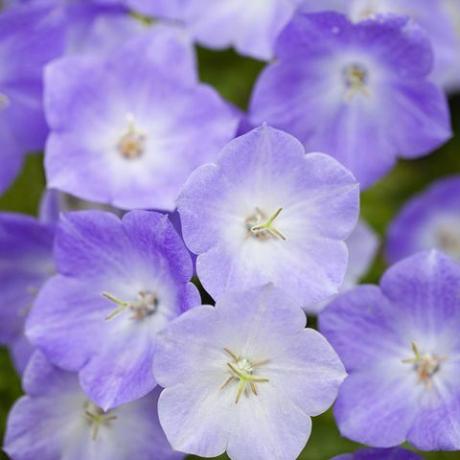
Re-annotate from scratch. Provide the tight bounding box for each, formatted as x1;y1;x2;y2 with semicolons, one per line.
380;250;460;335
407;394;460;450
250;12;451;188
5;352;183;460
334;369;418;447
0;213;54;348
155;285;344;458
45;27;238;210
320;285;405;371
26;275;107;371
178;125;359;303
28;210;196;409
386;176;460;263
331;447;422;460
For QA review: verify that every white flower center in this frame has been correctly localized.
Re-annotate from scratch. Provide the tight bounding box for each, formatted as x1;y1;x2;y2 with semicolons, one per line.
245;207;286;241
84;401;117;440
102;290;159;321
343;63;369;100
0;93;10;110
436;225;460;260
402;341;445;389
220;348;270;404
117;114;146;160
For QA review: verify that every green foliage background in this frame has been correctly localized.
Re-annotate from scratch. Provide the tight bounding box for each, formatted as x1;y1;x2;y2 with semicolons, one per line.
1;48;459;459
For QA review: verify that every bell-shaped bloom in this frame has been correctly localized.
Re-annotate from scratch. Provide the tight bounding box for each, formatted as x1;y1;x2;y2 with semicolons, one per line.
0;0;145;195
154;285;346;460
177;125;359;305
4;352;183;460
302;0;460;92
320;250;460;450
307;219;379;314
44;26;239;210
332;447;422;460
126;0;304;60
26;210;200;410
250;12;451;188
0;192;57;373
0;4;64;194
387;176;460;264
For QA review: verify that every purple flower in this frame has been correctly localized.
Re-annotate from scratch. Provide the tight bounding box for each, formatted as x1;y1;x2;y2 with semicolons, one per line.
177;125;359;305
26;210;199;410
320;250;460;450
308;219;379;314
0;0;143;195
51;1;146;58
303;0;460;92
0;4;64;194
249;12;451;188
128;0;304;60
44;26;239;210
332;447;422;460
0;192;57;373
123;0;178;19
11;0;145;57
4;351;183;460
154;284;346;459
387;176;460;264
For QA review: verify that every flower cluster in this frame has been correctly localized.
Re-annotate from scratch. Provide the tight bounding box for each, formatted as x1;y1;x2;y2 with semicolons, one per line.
1;1;460;459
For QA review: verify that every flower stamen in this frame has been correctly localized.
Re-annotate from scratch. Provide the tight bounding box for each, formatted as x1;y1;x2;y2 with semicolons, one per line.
343;64;369;101
102;290;159;321
84;402;117;440
221;348;269;404
402;341;446;389
117;114;146;160
246;207;286;241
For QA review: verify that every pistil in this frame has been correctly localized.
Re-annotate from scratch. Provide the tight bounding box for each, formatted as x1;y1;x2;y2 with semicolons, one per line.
246;207;286;241
220;348;269;404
